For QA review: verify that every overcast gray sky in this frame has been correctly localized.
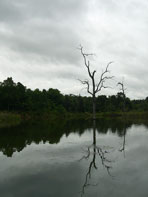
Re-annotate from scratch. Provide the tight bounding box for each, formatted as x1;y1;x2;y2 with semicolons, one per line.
0;0;148;99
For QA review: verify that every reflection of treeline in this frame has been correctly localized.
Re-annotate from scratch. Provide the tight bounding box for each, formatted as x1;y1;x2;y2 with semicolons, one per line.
0;118;148;157
1;77;148;113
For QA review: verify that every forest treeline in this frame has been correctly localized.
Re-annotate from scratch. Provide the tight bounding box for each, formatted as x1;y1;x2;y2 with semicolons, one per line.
0;77;148;113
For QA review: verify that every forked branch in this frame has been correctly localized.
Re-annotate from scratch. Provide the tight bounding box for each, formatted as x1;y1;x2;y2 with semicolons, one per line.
79;45;113;96
95;62;114;93
117;81;126;96
78;45;95;79
78;79;93;96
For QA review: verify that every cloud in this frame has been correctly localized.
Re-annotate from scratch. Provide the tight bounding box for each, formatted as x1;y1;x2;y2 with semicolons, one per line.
0;0;148;98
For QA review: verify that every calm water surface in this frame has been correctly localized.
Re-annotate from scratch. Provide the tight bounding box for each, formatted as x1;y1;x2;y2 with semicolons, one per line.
0;119;148;197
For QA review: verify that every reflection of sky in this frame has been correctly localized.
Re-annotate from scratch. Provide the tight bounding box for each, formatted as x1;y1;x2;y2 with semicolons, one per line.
0;125;148;197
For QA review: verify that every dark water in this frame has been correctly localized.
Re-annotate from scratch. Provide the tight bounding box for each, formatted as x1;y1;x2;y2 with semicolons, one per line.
0;118;148;197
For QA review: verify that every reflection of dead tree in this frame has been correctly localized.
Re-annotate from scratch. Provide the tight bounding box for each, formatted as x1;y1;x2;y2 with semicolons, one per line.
97;146;112;176
117;79;127;157
80;145;113;196
79;146;91;161
79;45;113;120
119;126;126;158
80;120;113;196
119;131;125;152
80;146;97;196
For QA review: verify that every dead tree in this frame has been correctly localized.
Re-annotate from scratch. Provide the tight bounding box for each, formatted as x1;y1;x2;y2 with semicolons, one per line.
117;80;126;112
79;46;113;119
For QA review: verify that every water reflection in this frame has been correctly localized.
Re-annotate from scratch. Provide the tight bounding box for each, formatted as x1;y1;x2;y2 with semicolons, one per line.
0;118;147;157
1;119;148;197
80;120;113;196
119;124;126;157
79;118;147;196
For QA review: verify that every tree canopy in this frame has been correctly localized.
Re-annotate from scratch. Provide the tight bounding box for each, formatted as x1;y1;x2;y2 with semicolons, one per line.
0;77;148;113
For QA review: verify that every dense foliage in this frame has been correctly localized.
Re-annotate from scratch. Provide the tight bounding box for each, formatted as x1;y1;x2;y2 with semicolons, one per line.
0;77;148;113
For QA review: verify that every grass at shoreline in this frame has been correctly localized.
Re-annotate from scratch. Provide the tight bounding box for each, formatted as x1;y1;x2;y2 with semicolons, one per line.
66;111;148;120
0;111;148;128
0;112;21;128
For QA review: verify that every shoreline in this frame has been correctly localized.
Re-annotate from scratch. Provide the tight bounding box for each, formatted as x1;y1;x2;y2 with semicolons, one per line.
0;111;148;128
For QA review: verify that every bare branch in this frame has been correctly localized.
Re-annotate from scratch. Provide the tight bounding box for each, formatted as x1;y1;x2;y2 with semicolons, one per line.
78;45;95;79
78;45;94;56
117;81;126;95
79;146;91;161
106;61;114;70
95;62;114;93
78;79;93;96
97;146;113;177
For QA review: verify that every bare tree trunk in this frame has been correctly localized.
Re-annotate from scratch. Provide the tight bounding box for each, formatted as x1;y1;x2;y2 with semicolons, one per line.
123;94;126;112
93;95;96;120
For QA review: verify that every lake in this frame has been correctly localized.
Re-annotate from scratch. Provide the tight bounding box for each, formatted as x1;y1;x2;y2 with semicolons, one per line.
0;118;148;197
